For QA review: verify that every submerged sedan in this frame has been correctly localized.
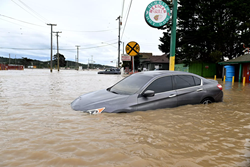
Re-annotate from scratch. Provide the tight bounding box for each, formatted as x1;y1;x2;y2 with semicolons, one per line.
97;68;121;74
71;71;223;114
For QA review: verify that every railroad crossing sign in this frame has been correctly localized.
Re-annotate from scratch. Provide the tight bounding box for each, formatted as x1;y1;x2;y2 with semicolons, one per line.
126;41;140;56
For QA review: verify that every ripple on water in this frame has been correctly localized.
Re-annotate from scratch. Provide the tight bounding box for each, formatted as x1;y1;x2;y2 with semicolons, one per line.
0;70;250;166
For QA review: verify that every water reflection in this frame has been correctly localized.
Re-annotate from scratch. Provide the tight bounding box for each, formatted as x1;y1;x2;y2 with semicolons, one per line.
224;81;233;90
0;69;249;167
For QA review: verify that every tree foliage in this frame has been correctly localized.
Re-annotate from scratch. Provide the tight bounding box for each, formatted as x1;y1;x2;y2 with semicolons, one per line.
159;0;250;64
21;57;33;68
53;53;66;67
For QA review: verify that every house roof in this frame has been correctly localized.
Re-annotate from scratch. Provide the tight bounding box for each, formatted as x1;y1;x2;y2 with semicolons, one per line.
142;54;169;63
219;54;250;65
139;52;152;59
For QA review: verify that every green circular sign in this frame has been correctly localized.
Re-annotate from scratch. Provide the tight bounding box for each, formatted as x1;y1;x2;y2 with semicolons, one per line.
145;1;171;28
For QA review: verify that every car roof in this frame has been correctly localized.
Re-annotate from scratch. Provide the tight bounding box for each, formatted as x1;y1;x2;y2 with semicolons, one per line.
132;70;202;78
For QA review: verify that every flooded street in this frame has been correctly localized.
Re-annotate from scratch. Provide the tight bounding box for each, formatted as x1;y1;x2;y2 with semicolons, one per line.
0;69;250;167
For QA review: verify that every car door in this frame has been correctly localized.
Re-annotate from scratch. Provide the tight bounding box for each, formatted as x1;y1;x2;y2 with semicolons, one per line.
137;76;177;111
174;75;205;106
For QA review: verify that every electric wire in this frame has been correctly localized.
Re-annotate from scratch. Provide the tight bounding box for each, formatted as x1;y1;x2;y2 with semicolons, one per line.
121;0;133;40
0;42;118;50
18;0;49;23
0;17;28;28
0;14;45;27
1;14;118;34
63;39;117;47
60;28;118;33
11;0;46;23
121;0;125;21
0;17;50;34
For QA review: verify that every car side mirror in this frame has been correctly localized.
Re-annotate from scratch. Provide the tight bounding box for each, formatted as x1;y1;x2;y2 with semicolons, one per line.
142;90;155;97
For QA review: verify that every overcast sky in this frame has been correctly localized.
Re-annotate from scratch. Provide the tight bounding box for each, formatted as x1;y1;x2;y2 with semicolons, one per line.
0;0;166;66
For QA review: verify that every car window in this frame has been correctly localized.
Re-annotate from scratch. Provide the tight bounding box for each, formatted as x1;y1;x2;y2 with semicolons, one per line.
175;75;195;89
145;76;173;94
109;74;152;95
193;76;201;85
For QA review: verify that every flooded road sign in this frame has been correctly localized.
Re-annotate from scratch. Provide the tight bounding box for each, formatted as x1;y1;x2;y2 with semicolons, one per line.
126;41;140;73
126;41;140;56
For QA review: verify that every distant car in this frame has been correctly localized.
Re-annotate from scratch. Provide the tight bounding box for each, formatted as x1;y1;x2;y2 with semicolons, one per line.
71;71;223;114
97;68;121;74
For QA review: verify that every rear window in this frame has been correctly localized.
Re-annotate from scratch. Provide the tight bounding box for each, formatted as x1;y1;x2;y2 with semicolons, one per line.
193;76;201;85
174;75;196;89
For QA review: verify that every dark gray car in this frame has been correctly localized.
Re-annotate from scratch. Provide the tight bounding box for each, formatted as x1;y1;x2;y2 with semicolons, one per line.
71;71;223;114
97;68;121;74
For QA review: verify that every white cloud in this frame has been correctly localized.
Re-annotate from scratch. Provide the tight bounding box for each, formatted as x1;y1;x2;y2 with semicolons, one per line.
0;0;166;66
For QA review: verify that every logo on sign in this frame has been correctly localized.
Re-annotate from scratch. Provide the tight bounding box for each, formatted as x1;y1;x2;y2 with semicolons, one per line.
145;1;171;28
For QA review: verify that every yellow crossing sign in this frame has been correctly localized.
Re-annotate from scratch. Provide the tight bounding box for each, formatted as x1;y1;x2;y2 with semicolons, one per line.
126;41;140;56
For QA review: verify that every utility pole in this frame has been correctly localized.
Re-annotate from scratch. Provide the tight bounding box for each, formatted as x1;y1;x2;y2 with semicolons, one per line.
75;45;80;70
53;31;62;72
47;23;57;73
88;59;89;69
116;16;121;68
9;54;10;64
123;42;124;54
75;55;76;69
91;55;94;69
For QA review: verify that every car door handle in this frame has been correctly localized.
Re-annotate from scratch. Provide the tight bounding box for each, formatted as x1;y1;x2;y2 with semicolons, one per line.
169;94;176;98
197;88;203;92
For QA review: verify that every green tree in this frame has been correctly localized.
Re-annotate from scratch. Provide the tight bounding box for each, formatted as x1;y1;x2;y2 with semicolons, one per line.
159;0;250;64
21;57;33;68
53;53;66;67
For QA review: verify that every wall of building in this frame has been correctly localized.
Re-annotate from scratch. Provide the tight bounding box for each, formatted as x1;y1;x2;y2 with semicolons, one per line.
189;62;216;78
243;63;250;83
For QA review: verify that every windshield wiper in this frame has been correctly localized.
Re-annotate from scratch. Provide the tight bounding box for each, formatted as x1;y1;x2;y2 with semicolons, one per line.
107;87;118;94
110;90;118;94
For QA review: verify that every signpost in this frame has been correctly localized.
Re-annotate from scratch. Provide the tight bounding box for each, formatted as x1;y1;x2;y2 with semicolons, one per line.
169;0;177;71
126;41;140;73
145;0;177;71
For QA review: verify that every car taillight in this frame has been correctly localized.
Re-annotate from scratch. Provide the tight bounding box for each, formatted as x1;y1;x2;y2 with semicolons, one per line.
217;84;222;90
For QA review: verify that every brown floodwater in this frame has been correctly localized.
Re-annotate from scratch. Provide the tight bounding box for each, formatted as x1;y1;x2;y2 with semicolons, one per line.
0;69;250;167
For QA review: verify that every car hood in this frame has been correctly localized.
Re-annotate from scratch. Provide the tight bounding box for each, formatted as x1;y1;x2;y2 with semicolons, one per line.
71;89;129;112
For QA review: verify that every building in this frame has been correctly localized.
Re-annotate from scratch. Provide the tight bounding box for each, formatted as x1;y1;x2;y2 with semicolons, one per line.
0;64;24;70
139;53;169;71
218;54;250;83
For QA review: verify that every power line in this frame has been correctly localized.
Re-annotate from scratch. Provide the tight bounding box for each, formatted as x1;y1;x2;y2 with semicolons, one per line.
11;0;46;23
0;14;119;34
121;0;133;40
121;0;125;20
56;42;119;50
18;0;49;23
0;18;50;35
0;14;45;27
0;42;118;50
0;47;50;50
60;28;118;33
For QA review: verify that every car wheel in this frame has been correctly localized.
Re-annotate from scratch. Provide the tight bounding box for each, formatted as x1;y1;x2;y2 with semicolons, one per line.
201;98;213;104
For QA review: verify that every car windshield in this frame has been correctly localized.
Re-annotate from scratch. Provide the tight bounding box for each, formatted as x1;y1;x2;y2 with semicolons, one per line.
109;74;152;95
